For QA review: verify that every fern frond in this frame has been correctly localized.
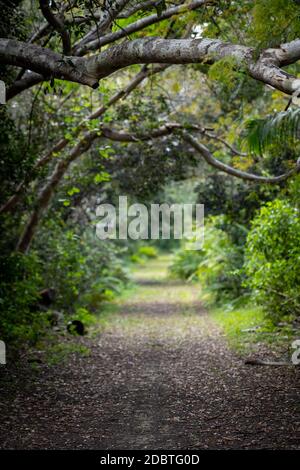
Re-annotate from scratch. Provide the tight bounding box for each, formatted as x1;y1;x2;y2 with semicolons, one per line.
244;108;300;155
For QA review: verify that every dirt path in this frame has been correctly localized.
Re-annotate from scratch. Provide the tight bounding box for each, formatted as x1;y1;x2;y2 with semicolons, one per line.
0;256;299;449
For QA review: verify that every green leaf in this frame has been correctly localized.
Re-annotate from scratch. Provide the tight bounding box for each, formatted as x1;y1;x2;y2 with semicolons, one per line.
94;172;111;184
67;187;80;196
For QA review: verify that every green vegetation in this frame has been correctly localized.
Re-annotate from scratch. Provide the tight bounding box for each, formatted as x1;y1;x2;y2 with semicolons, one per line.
170;184;300;350
244;199;300;321
1;1;300;358
136;245;158;259
170;216;248;306
212;305;296;354
93;257;209;339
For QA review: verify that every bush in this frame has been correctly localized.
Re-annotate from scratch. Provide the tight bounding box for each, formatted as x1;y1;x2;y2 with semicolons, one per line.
130;245;158;263
170;217;248;305
34;219;129;314
244;199;300;322
0;252;46;346
169;249;204;280
0;218;130;347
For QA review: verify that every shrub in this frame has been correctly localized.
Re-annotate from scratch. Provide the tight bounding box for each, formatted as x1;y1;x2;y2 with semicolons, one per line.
0;252;46;346
130;245;158;263
196;218;247;305
244;199;300;322
137;245;158;259
130;254;145;264
169;248;204;280
170;217;248;304
0;218;129;348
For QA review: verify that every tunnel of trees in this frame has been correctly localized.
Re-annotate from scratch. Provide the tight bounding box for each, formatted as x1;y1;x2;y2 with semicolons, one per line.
0;0;300;451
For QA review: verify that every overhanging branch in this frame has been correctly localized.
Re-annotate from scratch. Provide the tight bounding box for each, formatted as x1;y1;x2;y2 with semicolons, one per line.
182;133;300;183
2;36;300;95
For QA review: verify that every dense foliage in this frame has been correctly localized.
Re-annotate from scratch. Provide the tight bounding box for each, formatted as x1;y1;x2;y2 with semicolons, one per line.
244;198;300;321
170;216;248;306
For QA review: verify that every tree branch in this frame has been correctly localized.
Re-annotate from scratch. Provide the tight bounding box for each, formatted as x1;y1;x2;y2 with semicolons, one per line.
84;37;300;95
182;132;300;183
6;0;199;99
6;72;44;100
16;120;299;253
203;131;247;156
39;0;71;55
99;122;205;141
15;121;193;253
117;0;157;19
3;35;300;96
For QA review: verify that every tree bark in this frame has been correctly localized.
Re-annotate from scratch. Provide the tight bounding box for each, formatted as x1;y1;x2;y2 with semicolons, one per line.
16;124;300;253
1;37;300;95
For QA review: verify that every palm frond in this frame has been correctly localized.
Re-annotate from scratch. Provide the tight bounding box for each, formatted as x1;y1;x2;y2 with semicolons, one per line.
244;108;300;156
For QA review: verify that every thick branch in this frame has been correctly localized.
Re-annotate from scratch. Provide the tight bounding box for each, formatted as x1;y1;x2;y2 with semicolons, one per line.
77;0;131;50
85;38;300;95
0;39;99;88
6;72;44;100
6;0;196;98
